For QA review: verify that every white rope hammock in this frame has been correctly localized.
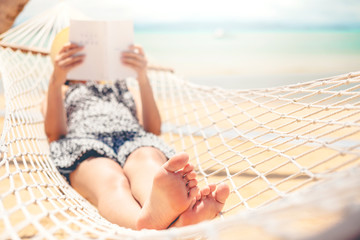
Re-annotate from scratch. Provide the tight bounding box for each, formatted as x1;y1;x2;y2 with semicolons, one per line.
0;3;359;239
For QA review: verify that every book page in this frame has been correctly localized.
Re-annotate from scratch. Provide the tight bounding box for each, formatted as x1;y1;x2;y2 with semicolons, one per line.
68;20;106;81
107;20;137;80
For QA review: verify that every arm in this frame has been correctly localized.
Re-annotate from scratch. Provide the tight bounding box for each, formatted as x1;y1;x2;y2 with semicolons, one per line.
44;78;68;142
122;45;161;135
44;43;85;142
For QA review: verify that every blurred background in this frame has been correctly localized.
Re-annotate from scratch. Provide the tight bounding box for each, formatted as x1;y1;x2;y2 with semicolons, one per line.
6;0;360;89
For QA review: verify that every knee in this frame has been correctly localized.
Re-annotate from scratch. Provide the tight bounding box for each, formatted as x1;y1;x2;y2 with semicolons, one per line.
98;170;131;195
128;147;166;165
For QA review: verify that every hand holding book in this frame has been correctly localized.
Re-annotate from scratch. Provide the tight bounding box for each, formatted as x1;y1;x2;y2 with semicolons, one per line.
121;45;148;82
68;19;137;82
51;43;85;86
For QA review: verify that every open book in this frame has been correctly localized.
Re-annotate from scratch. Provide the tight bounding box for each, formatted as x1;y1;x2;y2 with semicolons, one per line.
68;19;137;81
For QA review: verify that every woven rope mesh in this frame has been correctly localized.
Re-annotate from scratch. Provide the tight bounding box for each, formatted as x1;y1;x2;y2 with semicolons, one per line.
1;3;360;240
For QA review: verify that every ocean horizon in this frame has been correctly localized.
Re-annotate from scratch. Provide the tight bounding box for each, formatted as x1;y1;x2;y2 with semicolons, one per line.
5;14;360;90
133;26;360;89
6;0;360;90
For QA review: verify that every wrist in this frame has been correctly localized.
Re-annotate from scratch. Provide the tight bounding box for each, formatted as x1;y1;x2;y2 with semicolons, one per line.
50;71;66;87
49;76;64;90
137;72;149;85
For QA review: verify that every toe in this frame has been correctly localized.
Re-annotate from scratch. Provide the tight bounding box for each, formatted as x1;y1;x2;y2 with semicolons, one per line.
208;184;216;193
164;153;189;172
187;179;197;188
188;186;199;199
182;163;194;174
200;186;211;196
196;192;201;201
184;171;197;180
215;183;230;204
190;197;197;208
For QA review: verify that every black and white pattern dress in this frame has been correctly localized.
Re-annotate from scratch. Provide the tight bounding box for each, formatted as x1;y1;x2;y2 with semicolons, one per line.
50;80;175;182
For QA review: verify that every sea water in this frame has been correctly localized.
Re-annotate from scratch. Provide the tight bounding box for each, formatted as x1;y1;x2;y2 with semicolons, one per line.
1;27;359;92
135;28;360;89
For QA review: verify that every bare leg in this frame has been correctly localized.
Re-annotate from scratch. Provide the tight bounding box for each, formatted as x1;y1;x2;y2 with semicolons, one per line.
69;157;141;229
173;183;230;227
124;149;199;230
124;147;198;206
123;147;168;205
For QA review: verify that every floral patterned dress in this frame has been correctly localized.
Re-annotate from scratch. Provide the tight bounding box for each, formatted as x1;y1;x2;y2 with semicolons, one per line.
50;80;175;182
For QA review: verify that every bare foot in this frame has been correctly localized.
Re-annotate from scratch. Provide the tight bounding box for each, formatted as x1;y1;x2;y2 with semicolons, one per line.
136;152;199;230
173;183;230;227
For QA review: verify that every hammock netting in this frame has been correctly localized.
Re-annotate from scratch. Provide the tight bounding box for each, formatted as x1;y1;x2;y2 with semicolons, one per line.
0;3;359;240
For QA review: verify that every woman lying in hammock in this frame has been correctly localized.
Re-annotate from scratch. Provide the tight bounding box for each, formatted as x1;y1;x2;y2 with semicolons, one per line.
43;42;230;230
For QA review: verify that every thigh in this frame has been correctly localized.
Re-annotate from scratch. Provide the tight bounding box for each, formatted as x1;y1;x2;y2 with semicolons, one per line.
69;157;130;206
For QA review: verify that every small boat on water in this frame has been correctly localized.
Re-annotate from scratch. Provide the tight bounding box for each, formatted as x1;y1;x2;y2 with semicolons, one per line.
214;28;226;38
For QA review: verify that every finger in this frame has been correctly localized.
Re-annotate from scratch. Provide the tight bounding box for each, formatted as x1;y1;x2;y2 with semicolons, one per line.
60;42;81;53
122;51;144;60
58;55;85;68
122;57;146;69
63;58;84;71
58;54;84;66
130;44;145;55
61;47;84;60
121;54;144;66
59;42;71;53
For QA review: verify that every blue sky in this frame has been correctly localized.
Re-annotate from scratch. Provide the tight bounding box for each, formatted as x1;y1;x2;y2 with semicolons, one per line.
16;0;360;28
